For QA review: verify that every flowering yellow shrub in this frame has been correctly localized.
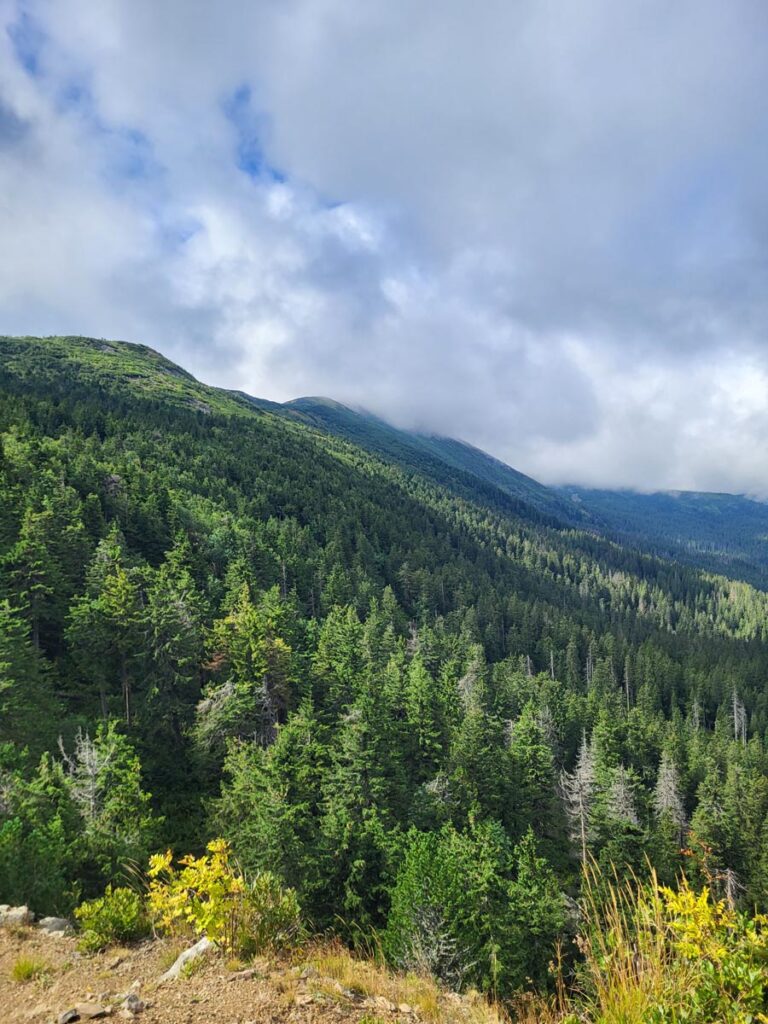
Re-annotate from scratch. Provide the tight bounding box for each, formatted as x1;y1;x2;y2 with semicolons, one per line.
650;880;768;1023
519;871;768;1024
147;837;301;956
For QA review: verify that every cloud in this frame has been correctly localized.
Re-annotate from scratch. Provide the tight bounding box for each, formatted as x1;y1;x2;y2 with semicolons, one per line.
1;0;768;492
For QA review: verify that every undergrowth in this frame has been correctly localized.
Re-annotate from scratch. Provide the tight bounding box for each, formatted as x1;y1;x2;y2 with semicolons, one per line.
515;863;768;1024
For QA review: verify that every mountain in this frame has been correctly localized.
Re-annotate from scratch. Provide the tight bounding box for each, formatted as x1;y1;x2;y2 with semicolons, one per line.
278;396;578;523
246;390;768;588
5;334;768;1007
560;485;768;589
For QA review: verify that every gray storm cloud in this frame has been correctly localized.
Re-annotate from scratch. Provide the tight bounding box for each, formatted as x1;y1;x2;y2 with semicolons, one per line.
1;0;768;492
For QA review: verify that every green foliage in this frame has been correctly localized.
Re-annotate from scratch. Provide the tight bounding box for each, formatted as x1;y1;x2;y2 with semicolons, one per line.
0;752;81;913
147;838;302;956
74;885;149;952
214;701;329;908
0;599;58;754
10;956;50;983
0;725;158;913
522;872;768;1024
8;335;768;1003
384;820;564;997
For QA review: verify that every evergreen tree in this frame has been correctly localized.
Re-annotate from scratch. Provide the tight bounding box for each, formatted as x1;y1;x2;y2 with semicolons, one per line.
0;599;58;754
561;731;597;865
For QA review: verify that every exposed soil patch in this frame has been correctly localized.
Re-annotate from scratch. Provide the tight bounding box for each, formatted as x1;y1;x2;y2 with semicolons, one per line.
1;928;503;1024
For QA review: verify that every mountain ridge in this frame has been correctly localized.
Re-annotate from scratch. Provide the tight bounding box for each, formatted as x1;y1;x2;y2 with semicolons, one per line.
3;334;768;587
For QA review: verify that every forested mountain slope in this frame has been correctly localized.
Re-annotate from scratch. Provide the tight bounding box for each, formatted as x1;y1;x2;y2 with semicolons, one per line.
243;387;768;588
4;335;768;999
560;484;768;589
277;395;580;524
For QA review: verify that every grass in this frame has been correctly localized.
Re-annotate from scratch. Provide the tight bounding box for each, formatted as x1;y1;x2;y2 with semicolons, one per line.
157;941;187;974
513;867;685;1024
511;861;768;1024
305;941;506;1024
11;956;50;983
179;954;207;980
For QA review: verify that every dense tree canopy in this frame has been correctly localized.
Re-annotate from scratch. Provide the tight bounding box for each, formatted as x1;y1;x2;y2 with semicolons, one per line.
4;335;768;995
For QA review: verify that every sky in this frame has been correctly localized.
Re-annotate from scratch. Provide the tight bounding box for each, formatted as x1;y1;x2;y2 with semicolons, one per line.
1;1;768;493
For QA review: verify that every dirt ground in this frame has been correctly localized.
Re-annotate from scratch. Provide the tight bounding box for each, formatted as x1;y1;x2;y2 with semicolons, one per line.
0;927;504;1024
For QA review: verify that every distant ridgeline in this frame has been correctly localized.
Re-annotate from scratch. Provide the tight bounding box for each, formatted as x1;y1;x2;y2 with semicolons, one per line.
4;334;768;998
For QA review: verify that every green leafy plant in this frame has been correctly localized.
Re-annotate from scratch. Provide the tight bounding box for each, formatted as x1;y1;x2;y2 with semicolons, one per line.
147;837;302;956
74;884;149;953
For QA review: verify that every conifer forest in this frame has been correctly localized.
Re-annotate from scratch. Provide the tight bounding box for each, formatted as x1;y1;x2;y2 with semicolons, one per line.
4;335;768;1008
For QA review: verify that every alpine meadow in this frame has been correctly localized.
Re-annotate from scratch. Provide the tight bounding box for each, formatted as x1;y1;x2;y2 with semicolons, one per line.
3;334;768;1020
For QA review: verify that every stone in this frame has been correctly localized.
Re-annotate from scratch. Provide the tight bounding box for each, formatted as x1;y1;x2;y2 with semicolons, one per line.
300;966;319;980
57;1005;111;1023
398;1003;414;1014
227;967;259;981
121;994;145;1014
158;936;214;981
373;996;397;1012
0;904;34;926
295;993;314;1006
115;993;146;1018
38;916;72;935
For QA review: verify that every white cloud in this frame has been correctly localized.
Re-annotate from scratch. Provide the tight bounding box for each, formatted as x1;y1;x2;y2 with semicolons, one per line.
1;0;768;492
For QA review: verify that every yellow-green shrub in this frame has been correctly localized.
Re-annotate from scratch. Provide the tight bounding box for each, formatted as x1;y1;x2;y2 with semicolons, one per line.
74;885;149;953
517;870;768;1024
147;837;301;956
649;880;768;1023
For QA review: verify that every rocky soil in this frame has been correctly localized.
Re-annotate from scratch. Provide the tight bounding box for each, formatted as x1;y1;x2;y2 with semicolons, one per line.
1;921;504;1024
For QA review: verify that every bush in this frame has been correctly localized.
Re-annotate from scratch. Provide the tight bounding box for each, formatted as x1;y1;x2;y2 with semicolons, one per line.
518;869;768;1024
649;880;768;1023
74;885;149;953
147;837;302;956
384;822;565;996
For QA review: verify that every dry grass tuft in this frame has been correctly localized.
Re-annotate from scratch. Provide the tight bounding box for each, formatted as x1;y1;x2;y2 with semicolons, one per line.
10;956;50;983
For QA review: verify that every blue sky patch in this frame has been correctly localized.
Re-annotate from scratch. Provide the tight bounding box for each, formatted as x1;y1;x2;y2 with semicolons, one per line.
223;84;285;183
7;9;46;76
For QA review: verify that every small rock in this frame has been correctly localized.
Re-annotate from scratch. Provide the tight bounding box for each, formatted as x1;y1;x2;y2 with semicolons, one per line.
300;966;318;980
227;968;259;981
77;1005;111;1021
373;996;397;1012
38;916;72;935
0;904;34;926
398;1003;414;1014
120;994;145;1015
57;1005;111;1024
295;993;314;1006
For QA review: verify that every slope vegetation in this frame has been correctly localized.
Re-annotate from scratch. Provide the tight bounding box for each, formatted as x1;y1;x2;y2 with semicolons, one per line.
2;335;768;1008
